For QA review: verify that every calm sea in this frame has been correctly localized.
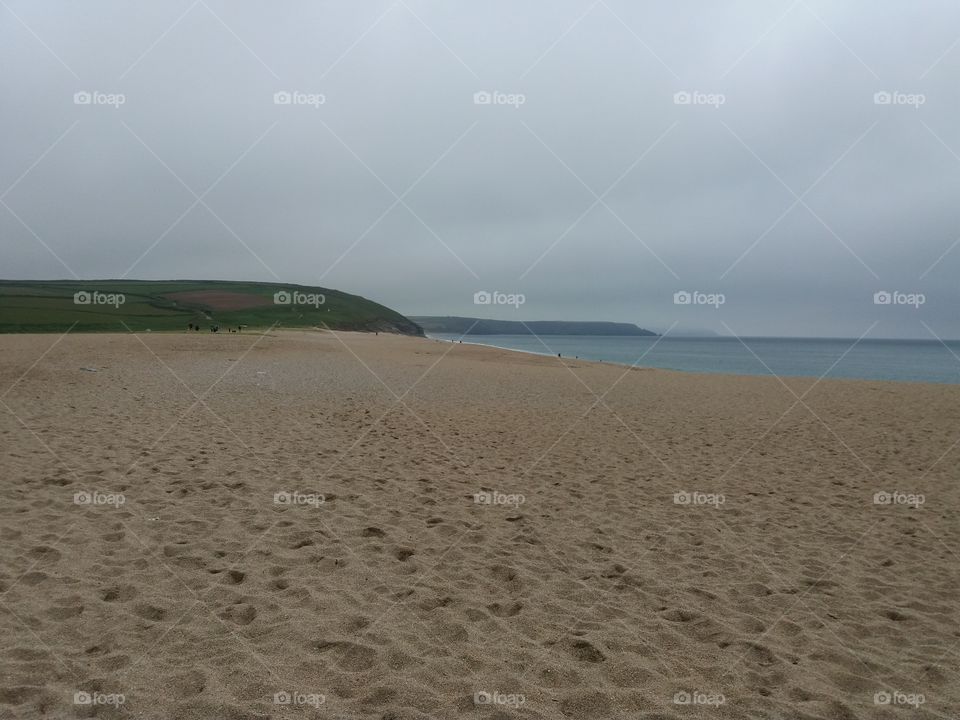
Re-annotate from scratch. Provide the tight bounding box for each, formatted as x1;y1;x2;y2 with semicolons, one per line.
429;334;960;385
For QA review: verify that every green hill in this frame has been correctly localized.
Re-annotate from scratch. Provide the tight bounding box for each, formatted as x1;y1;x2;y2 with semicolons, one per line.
0;280;423;335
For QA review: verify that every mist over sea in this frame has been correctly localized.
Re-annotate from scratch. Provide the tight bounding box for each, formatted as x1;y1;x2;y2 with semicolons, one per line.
430;335;960;385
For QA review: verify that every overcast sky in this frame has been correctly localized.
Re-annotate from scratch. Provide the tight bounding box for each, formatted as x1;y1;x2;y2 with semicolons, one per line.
3;1;960;338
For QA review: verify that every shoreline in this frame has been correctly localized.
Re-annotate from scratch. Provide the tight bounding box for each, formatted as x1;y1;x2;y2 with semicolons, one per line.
424;331;959;387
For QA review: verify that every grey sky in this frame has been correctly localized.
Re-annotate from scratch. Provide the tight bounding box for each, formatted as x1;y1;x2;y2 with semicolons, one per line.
3;0;959;338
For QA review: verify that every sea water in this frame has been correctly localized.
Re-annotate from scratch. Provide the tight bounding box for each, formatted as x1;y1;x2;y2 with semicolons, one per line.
429;334;960;385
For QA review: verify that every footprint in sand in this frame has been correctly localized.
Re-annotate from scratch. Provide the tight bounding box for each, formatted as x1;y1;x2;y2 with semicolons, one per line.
20;571;48;586
489;564;522;592
311;640;376;672
418;596;451;611
218;602;257;625
133;603;168;622
99;584;137;602
223;570;246;585
661;608;700;623
96;654;131;671
7;648;48;662
46;604;83;620
342;616;372;633
486;601;523;618
27;546;61;563
568;639;605;663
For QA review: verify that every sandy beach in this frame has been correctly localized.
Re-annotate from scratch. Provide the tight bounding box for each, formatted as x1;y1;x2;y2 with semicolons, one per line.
0;329;957;719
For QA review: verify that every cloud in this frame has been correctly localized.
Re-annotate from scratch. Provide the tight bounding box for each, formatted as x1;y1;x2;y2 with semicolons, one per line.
2;0;959;338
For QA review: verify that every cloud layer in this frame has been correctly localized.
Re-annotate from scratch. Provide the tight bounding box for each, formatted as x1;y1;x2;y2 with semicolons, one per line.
3;0;959;337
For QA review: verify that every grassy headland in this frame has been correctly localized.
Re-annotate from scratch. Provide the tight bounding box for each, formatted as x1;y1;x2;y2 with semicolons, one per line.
0;280;423;335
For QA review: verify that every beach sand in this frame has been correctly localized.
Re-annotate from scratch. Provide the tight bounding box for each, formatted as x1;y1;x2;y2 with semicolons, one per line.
0;330;957;719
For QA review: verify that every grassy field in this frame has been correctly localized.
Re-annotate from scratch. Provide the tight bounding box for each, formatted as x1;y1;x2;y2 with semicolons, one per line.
0;280;423;335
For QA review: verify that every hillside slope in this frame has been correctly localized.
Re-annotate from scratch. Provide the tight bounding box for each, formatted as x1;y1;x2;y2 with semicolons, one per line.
0;280;423;335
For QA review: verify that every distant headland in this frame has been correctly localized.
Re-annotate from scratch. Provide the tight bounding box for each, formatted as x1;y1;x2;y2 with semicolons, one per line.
411;316;657;336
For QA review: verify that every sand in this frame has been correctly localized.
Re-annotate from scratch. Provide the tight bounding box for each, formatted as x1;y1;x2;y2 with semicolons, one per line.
0;329;957;720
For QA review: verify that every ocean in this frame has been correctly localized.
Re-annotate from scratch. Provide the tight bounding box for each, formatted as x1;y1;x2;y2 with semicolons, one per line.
429;334;960;385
